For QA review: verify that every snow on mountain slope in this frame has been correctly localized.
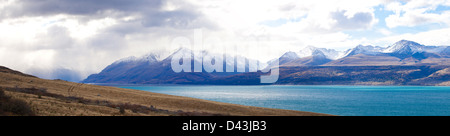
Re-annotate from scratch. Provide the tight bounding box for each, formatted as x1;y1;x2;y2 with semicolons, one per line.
281;51;300;59
204;50;266;72
297;46;345;60
269;40;450;67
381;40;450;58
113;52;163;65
266;51;301;67
111;47;266;73
113;56;138;64
343;45;384;57
383;40;426;54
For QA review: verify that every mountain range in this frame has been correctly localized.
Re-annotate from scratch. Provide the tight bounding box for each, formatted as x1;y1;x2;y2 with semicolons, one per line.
268;40;450;67
83;40;450;85
83;47;264;84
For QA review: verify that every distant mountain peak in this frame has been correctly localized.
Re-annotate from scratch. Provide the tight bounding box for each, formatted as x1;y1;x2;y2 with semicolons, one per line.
280;51;300;59
396;40;421;45
344;44;384;57
383;40;425;54
113;56;138;64
297;46;343;60
166;47;197;61
172;47;193;54
297;46;320;58
311;49;326;57
112;51;167;66
393;40;423;49
141;53;162;62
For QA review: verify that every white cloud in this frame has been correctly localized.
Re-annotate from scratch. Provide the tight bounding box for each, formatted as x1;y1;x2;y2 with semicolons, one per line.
0;0;381;77
375;27;450;46
385;0;450;28
378;28;393;35
1;0;450;82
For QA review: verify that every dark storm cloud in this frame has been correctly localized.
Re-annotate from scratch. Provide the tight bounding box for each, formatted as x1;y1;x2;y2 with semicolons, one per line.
4;0;162;17
0;0;216;82
141;8;216;29
1;0;215;29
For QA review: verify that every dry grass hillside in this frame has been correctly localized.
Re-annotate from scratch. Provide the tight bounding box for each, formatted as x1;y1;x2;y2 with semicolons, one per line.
0;66;328;116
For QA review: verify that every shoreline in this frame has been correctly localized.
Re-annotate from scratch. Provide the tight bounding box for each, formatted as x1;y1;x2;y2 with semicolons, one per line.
87;82;450;87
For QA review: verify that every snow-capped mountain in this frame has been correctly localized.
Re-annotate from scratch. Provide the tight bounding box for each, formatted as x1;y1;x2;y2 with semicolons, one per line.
343;45;384;57
265;51;301;68
267;40;450;67
377;40;450;59
113;53;160;65
383;40;426;54
83;40;450;84
83;47;267;84
164;47;265;72
113;56;138;64
280;51;300;59
282;52;332;66
163;47;202;66
340;40;431;58
383;40;450;55
141;53;163;62
297;46;345;60
266;46;345;67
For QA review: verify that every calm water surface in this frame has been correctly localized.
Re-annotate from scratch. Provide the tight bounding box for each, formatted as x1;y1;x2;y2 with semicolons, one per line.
115;85;450;116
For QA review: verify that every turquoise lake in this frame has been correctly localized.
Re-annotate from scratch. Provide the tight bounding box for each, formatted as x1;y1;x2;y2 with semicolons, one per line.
115;85;450;116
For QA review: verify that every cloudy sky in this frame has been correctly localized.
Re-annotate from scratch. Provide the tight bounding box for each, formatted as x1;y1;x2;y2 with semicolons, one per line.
1;0;450;81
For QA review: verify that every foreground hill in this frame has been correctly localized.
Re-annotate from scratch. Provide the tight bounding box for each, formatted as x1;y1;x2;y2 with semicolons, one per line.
0;66;326;116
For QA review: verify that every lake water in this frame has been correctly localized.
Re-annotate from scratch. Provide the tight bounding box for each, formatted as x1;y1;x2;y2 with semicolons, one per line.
115;85;450;116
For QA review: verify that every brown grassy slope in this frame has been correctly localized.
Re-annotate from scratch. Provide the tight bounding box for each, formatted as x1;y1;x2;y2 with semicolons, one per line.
0;89;35;116
0;66;328;116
